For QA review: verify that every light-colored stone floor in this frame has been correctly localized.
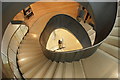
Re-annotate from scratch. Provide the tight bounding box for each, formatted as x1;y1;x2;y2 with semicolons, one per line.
46;28;83;52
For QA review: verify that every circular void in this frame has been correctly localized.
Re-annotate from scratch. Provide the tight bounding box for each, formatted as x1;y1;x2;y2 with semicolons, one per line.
39;6;117;61
40;14;93;62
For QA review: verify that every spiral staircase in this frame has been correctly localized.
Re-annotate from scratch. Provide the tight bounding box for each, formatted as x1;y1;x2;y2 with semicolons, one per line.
1;1;120;79
17;16;119;78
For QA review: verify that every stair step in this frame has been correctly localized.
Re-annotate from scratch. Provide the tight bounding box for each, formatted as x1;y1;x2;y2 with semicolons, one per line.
19;44;40;49
63;62;74;78
19;55;47;74
115;17;120;27
17;50;42;54
21;40;39;44
24;36;38;40
87;29;95;36
80;20;92;31
74;61;85;78
17;52;41;60
117;6;120;17
104;36;120;48
110;27;120;37
43;61;58;78
26;33;39;36
99;42;119;59
24;33;39;40
89;32;96;45
19;42;40;46
18;48;41;53
79;20;96;45
53;62;64;78
32;60;52;78
20;25;28;35
20;58;41;74
82;49;118;78
23;56;48;78
18;54;43;67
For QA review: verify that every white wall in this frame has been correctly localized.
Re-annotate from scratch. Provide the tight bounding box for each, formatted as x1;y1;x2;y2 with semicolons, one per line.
1;22;28;78
1;23;20;56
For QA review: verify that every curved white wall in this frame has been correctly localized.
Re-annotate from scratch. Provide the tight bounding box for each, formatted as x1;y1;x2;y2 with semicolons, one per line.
1;22;28;78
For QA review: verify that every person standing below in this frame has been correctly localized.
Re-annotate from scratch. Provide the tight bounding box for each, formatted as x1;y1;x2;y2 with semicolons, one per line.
84;12;90;23
77;6;85;22
58;40;63;49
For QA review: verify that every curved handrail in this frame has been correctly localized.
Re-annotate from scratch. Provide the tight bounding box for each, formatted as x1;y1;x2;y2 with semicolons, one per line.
6;21;29;78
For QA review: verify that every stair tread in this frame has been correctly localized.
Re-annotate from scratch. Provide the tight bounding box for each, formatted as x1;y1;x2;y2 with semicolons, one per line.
53;62;64;78
17;52;42;60
23;56;48;78
63;62;74;78
89;32;96;45
115;17;120;27
43;61;58;78
87;29;95;36
81;49;118;78
18;54;43;67
104;36;120;48
74;61;85;78
32;60;52;78
110;27;120;37
18;48;41;52
19;55;47;74
80;20;92;31
99;42;119;59
117;6;120;17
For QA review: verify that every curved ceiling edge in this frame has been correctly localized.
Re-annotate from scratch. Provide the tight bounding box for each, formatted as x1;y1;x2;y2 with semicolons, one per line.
90;2;117;44
79;2;117;45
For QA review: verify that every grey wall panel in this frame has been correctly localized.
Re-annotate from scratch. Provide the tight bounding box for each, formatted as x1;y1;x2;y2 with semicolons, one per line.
89;2;117;44
78;2;117;44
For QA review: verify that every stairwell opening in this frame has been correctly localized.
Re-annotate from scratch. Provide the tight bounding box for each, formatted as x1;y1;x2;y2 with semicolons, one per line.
46;28;83;52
